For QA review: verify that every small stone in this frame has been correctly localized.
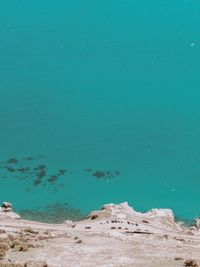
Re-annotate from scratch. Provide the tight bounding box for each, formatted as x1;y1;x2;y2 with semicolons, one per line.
90;214;98;220
174;257;183;261
24;261;48;267
1;202;13;212
142;220;149;224
11;239;28;252
0;246;6;259
19;243;28;252
0;242;9;251
23;228;39;235
184;259;199;267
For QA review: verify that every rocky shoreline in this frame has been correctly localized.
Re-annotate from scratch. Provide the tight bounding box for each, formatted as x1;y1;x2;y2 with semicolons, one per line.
0;202;200;267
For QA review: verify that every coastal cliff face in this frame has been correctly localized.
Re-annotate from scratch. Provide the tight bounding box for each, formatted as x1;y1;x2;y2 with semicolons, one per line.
0;202;200;267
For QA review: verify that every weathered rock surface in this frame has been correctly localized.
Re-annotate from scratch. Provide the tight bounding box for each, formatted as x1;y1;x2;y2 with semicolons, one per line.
0;202;200;267
0;202;20;220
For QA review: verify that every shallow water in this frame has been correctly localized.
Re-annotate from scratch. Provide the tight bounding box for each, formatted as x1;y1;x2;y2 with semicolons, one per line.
0;0;200;221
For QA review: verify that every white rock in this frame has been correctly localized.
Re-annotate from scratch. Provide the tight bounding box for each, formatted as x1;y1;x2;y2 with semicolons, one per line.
0;202;20;220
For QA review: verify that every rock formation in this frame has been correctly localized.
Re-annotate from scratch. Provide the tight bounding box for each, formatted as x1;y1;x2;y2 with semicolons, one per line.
0;202;20;220
0;202;200;266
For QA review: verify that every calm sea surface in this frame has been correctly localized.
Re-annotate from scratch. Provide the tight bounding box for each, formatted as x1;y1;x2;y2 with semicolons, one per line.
0;0;200;221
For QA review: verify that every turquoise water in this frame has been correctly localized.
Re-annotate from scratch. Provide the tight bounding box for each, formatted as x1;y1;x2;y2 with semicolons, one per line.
0;0;200;221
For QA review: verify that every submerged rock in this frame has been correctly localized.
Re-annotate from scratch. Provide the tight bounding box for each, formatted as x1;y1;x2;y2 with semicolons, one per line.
19;203;85;223
91;170;121;179
0;202;200;266
7;158;18;164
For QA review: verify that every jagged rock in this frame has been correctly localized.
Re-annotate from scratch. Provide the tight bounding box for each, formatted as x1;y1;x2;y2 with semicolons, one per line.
0;202;20;220
0;202;199;266
0;245;6;259
22;228;39;235
64;220;74;226
10;239;28;252
184;259;199;267
195;218;200;230
1;202;13;212
90;214;99;220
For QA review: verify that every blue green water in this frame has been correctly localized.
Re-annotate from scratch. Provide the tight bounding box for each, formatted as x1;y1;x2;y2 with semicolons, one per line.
0;0;200;221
